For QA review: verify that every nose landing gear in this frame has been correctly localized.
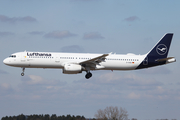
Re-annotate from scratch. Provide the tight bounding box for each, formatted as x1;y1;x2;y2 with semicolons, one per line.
21;68;25;76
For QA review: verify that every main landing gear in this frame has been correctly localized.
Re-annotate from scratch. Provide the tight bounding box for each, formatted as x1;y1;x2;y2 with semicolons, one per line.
21;67;25;76
85;72;92;79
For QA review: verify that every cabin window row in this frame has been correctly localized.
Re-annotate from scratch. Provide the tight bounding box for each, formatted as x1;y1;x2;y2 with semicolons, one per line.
60;57;139;61
60;57;91;59
28;56;139;61
29;56;53;59
106;58;139;61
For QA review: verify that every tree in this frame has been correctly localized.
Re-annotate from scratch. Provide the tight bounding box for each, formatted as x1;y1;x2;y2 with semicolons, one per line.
44;114;50;120
17;114;25;120
94;106;128;120
51;114;57;120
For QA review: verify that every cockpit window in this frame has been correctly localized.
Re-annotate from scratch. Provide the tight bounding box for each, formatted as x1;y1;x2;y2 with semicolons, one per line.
9;55;16;58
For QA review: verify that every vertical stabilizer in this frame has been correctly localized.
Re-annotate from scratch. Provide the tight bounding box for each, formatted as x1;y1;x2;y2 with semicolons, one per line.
147;33;173;58
136;33;173;69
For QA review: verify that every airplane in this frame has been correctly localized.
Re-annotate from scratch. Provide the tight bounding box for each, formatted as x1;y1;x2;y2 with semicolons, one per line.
3;33;176;79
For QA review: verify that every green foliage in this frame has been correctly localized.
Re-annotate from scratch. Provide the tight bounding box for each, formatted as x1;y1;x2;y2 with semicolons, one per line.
1;114;87;120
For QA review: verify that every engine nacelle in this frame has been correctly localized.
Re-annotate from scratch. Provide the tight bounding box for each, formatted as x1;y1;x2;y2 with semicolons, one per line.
63;64;82;74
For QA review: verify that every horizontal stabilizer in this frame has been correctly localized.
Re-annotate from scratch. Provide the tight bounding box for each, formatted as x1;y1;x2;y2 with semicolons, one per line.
156;57;175;62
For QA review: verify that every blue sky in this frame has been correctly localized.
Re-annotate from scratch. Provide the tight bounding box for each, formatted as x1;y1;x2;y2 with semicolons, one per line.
0;0;180;119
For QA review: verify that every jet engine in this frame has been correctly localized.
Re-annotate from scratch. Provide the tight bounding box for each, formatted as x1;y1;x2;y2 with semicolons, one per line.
63;63;82;74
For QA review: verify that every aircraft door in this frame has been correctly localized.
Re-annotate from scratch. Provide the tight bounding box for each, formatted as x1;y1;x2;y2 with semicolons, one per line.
21;52;26;62
55;56;60;63
143;57;148;65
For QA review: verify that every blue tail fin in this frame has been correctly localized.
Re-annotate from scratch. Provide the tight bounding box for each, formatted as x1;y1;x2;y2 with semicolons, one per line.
147;33;173;58
136;33;173;69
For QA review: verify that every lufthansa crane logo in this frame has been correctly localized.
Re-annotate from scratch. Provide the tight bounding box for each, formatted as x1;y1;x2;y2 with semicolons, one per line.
156;44;167;55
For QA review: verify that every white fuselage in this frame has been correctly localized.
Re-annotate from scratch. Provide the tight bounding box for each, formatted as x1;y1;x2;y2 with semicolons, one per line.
3;51;146;71
3;33;175;79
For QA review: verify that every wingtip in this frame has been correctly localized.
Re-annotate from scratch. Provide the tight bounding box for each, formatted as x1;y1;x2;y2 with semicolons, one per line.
109;52;112;55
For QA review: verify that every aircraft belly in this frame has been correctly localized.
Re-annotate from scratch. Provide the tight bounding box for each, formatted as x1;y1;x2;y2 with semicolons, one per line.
21;59;63;68
101;61;139;70
31;63;62;68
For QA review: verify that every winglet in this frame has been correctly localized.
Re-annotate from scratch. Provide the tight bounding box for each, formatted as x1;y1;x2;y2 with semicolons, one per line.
109;52;113;55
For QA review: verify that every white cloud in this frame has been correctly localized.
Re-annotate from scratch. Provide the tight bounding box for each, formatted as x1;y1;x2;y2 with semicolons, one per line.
125;74;162;86
127;92;140;99
98;72;121;82
138;66;171;74
0;69;8;74
0;15;37;23
0;83;11;90
0;72;180;119
15;72;172;102
70;0;99;1
28;31;44;35
83;32;104;40
98;73;162;88
44;31;77;39
124;16;139;22
90;94;109;99
0;32;14;37
27;75;44;85
61;45;84;53
0;83;14;96
32;95;41;100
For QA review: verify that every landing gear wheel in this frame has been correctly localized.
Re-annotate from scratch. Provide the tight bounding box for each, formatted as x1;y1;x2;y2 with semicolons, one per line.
85;72;92;79
21;73;24;76
21;68;25;76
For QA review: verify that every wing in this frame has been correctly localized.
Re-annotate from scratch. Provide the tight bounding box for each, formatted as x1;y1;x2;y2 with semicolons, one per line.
79;53;110;69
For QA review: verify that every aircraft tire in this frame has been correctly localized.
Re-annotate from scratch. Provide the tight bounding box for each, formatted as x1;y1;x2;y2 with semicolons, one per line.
85;72;92;79
21;73;24;76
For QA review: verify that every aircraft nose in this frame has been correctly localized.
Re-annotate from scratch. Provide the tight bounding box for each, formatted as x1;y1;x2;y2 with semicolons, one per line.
3;58;9;65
